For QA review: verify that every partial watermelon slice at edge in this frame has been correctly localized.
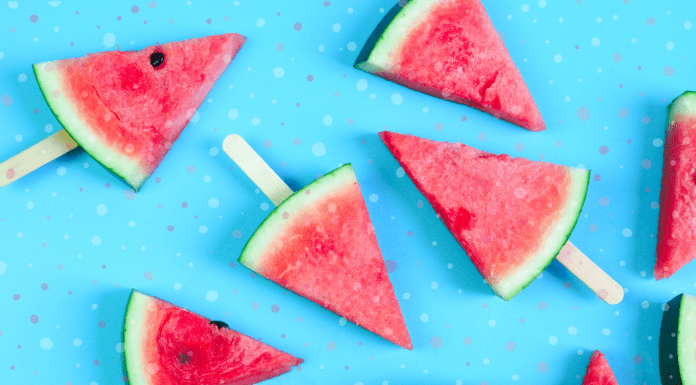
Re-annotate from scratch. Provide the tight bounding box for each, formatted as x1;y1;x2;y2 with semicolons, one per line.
659;293;696;385
33;34;245;191
123;290;303;385
582;350;619;385
379;131;589;300
239;164;413;350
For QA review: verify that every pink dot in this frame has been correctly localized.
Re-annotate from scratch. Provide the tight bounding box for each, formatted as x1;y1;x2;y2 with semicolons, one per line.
167;225;174;232
181;202;188;208
6;168;15;179
294;22;302;31
206;18;212;24
30;15;38;23
131;5;139;13
155;177;161;183
117;15;122;21
33;108;39;113
143;20;147;24
105;183;110;188
633;355;643;364
307;75;314;82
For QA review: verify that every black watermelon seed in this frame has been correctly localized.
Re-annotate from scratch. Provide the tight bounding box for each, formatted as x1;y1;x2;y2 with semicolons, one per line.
150;52;165;68
210;320;229;329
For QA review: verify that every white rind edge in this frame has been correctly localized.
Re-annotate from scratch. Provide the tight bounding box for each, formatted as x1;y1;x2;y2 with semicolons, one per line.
357;0;444;73
494;167;590;300
33;62;146;190
669;91;696;127
678;294;696;383
239;164;356;271
123;290;150;385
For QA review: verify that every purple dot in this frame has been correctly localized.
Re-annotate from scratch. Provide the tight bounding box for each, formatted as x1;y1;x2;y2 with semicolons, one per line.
323;1;331;5
293;138;301;146
618;107;629;118
13;294;20;300
30;15;38;23
30;315;39;324
576;107;590;121
124;189;137;200
206;18;212;24
463;337;472;345
634;354;643;364
93;359;99;366
181;202;188;208
613;53;622;62
271;304;279;313
642;116;651;124
347;118;354;125
232;230;242;238
117;15;122;21
384;259;397;273
144;271;153;280
263;140;273;148
430;336;443;349
187;165;195;173
538;362;549;373
481;302;488;309
515;142;524;151
294;22;302;31
564;281;571;289
229;261;236;268
41;283;48;290
594;174;601;181
434;122;444;131
461;116;468;122
505;341;516;351
641;159;652;169
98;320;106;328
1;94;13;106
538;301;547;310
307;75;314;82
651;201;660;209
599;146;609;155
276;43;284;51
555;141;562;148
223;16;228;21
646;17;655;26
589;224;598;232
148;1;157;8
131;5;139;13
155;177;161;183
663;66;675;76
599;197;609;207
167;225;174;232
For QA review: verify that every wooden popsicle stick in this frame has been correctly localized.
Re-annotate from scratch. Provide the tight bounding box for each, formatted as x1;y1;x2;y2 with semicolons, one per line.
222;134;294;206
223;134;624;305
0;128;78;187
556;241;624;305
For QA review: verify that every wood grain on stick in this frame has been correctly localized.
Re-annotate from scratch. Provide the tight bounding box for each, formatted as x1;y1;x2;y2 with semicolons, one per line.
556;241;624;305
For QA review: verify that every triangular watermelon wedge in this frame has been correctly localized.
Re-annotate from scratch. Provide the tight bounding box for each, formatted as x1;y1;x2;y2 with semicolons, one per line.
582;350;619;385
239;164;413;350
124;290;303;385
380;132;589;300
355;0;545;131
33;33;246;191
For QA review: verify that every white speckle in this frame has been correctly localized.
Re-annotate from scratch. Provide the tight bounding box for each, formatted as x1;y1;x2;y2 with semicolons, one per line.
48;1;61;6
622;228;633;237
653;138;663;147
339;317;347;326
73;338;82;346
15;134;22;142
507;14;512;19
251;117;260;125
174;283;181;290
128;221;136;227
312;142;326;156
549;336;558;345
642;300;650;309
17;232;23;238
591;37;600;46
356;79;368;91
420;313;429;322
568;326;577;335
391;92;403;105
554;54;562;63
431;282;438;289
228;109;239;120
488;319;496;327
206;290;218;302
323;115;333;126
96;204;107;216
685;21;692;30
403;293;410;299
208;198;220;208
559;17;563;23
103;33;116;48
666;41;674;50
521;4;529;12
44;123;54;133
204;175;211;183
538;0;546;7
483;358;490;365
613;15;618;20
332;23;341;32
596;17;602;23
92;236;101;245
199;226;208;234
18;73;27;82
370;93;376;99
273;67;284;78
602;328;611;336
396;167;405;178
347;42;357;51
0;261;6;275
209;147;219;156
40;338;53;350
7;1;18;9
256;18;265;27
369;194;379;203
260;202;270;211
27;201;34;210
318;45;324;52
631;38;637;43
512;375;520;381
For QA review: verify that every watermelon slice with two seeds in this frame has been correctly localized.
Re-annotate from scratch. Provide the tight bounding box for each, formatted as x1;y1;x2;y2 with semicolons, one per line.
123;290;303;385
655;91;696;280
34;33;245;191
239;164;412;350
355;0;545;132
380;132;589;300
582;350;619;385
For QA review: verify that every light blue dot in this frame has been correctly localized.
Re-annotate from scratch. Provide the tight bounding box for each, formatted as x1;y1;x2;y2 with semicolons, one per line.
96;204;107;216
228;109;239;120
0;261;7;274
92;236;102;246
208;198;220;208
273;67;284;78
312;142;326;156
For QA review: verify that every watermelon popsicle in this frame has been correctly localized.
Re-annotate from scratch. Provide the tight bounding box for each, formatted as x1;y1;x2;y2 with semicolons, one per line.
655;91;696;279
0;33;246;191
380;131;623;304
354;0;545;132
222;134;413;350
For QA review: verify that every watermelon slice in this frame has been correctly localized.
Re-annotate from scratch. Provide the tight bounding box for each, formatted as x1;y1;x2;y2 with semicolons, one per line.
379;131;589;300
123;290;303;385
355;0;545;132
33;33;245;191
655;91;696;280
582;350;619;385
660;293;696;385
239;164;412;350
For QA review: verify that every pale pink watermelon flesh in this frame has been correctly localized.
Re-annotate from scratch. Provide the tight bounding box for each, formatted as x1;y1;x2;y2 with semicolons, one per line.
123;290;303;385
355;0;545;132
655;91;696;280
582;350;619;385
380;132;589;300
239;165;412;350
33;33;245;191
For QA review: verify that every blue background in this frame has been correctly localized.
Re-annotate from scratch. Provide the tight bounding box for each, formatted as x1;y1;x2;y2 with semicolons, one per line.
1;0;695;384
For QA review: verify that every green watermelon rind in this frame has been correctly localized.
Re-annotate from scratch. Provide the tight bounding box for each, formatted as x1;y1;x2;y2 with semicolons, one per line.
238;164;355;270
660;294;696;384
122;289;151;385
668;91;696;127
354;0;440;74
33;62;149;191
494;168;590;300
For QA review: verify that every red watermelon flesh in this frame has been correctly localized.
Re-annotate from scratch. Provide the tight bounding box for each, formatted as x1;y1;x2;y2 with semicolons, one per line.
655;91;696;280
380;132;589;300
355;0;545;132
33;33;245;191
582;350;619;385
239;165;412;350
124;290;303;385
